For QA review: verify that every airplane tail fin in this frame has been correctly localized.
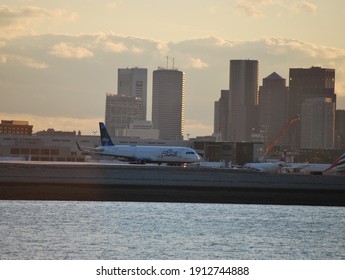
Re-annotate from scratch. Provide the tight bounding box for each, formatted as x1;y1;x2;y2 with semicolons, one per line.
99;122;114;146
323;152;345;174
76;141;83;151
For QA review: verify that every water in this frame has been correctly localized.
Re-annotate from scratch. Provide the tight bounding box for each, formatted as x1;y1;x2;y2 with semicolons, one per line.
1;201;345;259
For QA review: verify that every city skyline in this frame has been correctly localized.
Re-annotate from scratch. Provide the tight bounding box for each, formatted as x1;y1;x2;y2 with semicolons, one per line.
1;1;345;137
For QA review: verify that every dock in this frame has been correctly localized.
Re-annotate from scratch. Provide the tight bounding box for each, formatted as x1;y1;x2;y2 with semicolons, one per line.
1;161;345;206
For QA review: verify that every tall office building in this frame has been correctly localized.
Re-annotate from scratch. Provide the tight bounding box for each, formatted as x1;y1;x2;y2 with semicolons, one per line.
336;110;345;149
288;66;336;148
214;101;220;135
228;60;259;142
301;98;335;149
152;68;185;140
105;68;147;137
214;90;230;141
105;94;144;137
117;67;148;119
258;72;289;146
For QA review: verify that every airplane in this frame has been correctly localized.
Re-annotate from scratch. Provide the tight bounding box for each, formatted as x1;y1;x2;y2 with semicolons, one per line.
244;151;345;175
76;122;201;165
281;152;345;175
243;161;285;172
243;151;287;172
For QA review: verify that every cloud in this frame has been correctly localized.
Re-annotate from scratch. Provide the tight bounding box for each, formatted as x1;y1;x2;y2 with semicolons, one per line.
50;42;94;59
15;56;48;69
0;55;6;63
235;0;274;17
0;5;77;21
103;41;145;54
235;0;318;17
156;41;169;55
106;2;122;10
0;54;48;68
131;46;144;54
264;37;345;59
188;58;208;69
294;1;318;15
235;0;263;17
104;41;128;53
0;5;77;38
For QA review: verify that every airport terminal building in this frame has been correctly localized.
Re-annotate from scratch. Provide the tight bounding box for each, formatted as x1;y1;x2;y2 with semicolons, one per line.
0;120;262;164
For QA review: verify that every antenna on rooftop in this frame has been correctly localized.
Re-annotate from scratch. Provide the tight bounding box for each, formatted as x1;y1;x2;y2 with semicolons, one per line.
172;57;175;69
166;56;169;69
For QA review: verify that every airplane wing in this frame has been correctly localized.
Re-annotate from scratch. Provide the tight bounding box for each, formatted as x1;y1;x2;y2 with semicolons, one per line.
76;141;104;153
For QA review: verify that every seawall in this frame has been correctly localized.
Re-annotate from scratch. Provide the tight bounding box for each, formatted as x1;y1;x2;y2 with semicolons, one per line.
1;161;345;206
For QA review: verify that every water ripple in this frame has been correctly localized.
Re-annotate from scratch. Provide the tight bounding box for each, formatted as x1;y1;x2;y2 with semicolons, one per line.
1;201;344;259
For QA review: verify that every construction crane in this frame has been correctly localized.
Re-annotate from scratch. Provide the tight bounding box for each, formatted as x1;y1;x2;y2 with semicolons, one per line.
263;115;300;158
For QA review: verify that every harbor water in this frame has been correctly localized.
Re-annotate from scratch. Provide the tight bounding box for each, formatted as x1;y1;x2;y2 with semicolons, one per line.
1;200;345;259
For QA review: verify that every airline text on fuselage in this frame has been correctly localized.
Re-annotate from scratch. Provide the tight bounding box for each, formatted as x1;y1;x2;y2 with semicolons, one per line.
161;149;178;158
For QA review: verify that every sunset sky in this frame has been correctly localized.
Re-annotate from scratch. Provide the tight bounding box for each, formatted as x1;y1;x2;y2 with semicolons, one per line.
1;0;345;137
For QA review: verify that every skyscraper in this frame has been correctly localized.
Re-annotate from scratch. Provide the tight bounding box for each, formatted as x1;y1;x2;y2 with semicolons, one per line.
258;72;289;146
105;68;147;137
118;67;148;119
214;90;230;141
214;101;220;135
336;110;345;149
105;94;144;137
228;60;259;142
288;66;336;148
301;98;335;149
152;68;185;140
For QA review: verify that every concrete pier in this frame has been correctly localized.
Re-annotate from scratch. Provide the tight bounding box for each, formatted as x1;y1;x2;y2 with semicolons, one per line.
1;161;345;206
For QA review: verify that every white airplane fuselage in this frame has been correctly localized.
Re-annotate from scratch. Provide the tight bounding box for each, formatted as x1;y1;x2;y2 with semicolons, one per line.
243;152;345;175
93;145;201;164
282;163;336;174
243;162;283;172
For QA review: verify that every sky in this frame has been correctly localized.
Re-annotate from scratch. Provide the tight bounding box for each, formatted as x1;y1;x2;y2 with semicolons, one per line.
1;0;345;137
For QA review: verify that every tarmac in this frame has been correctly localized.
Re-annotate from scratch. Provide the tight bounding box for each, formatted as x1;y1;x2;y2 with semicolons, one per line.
1;161;345;206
